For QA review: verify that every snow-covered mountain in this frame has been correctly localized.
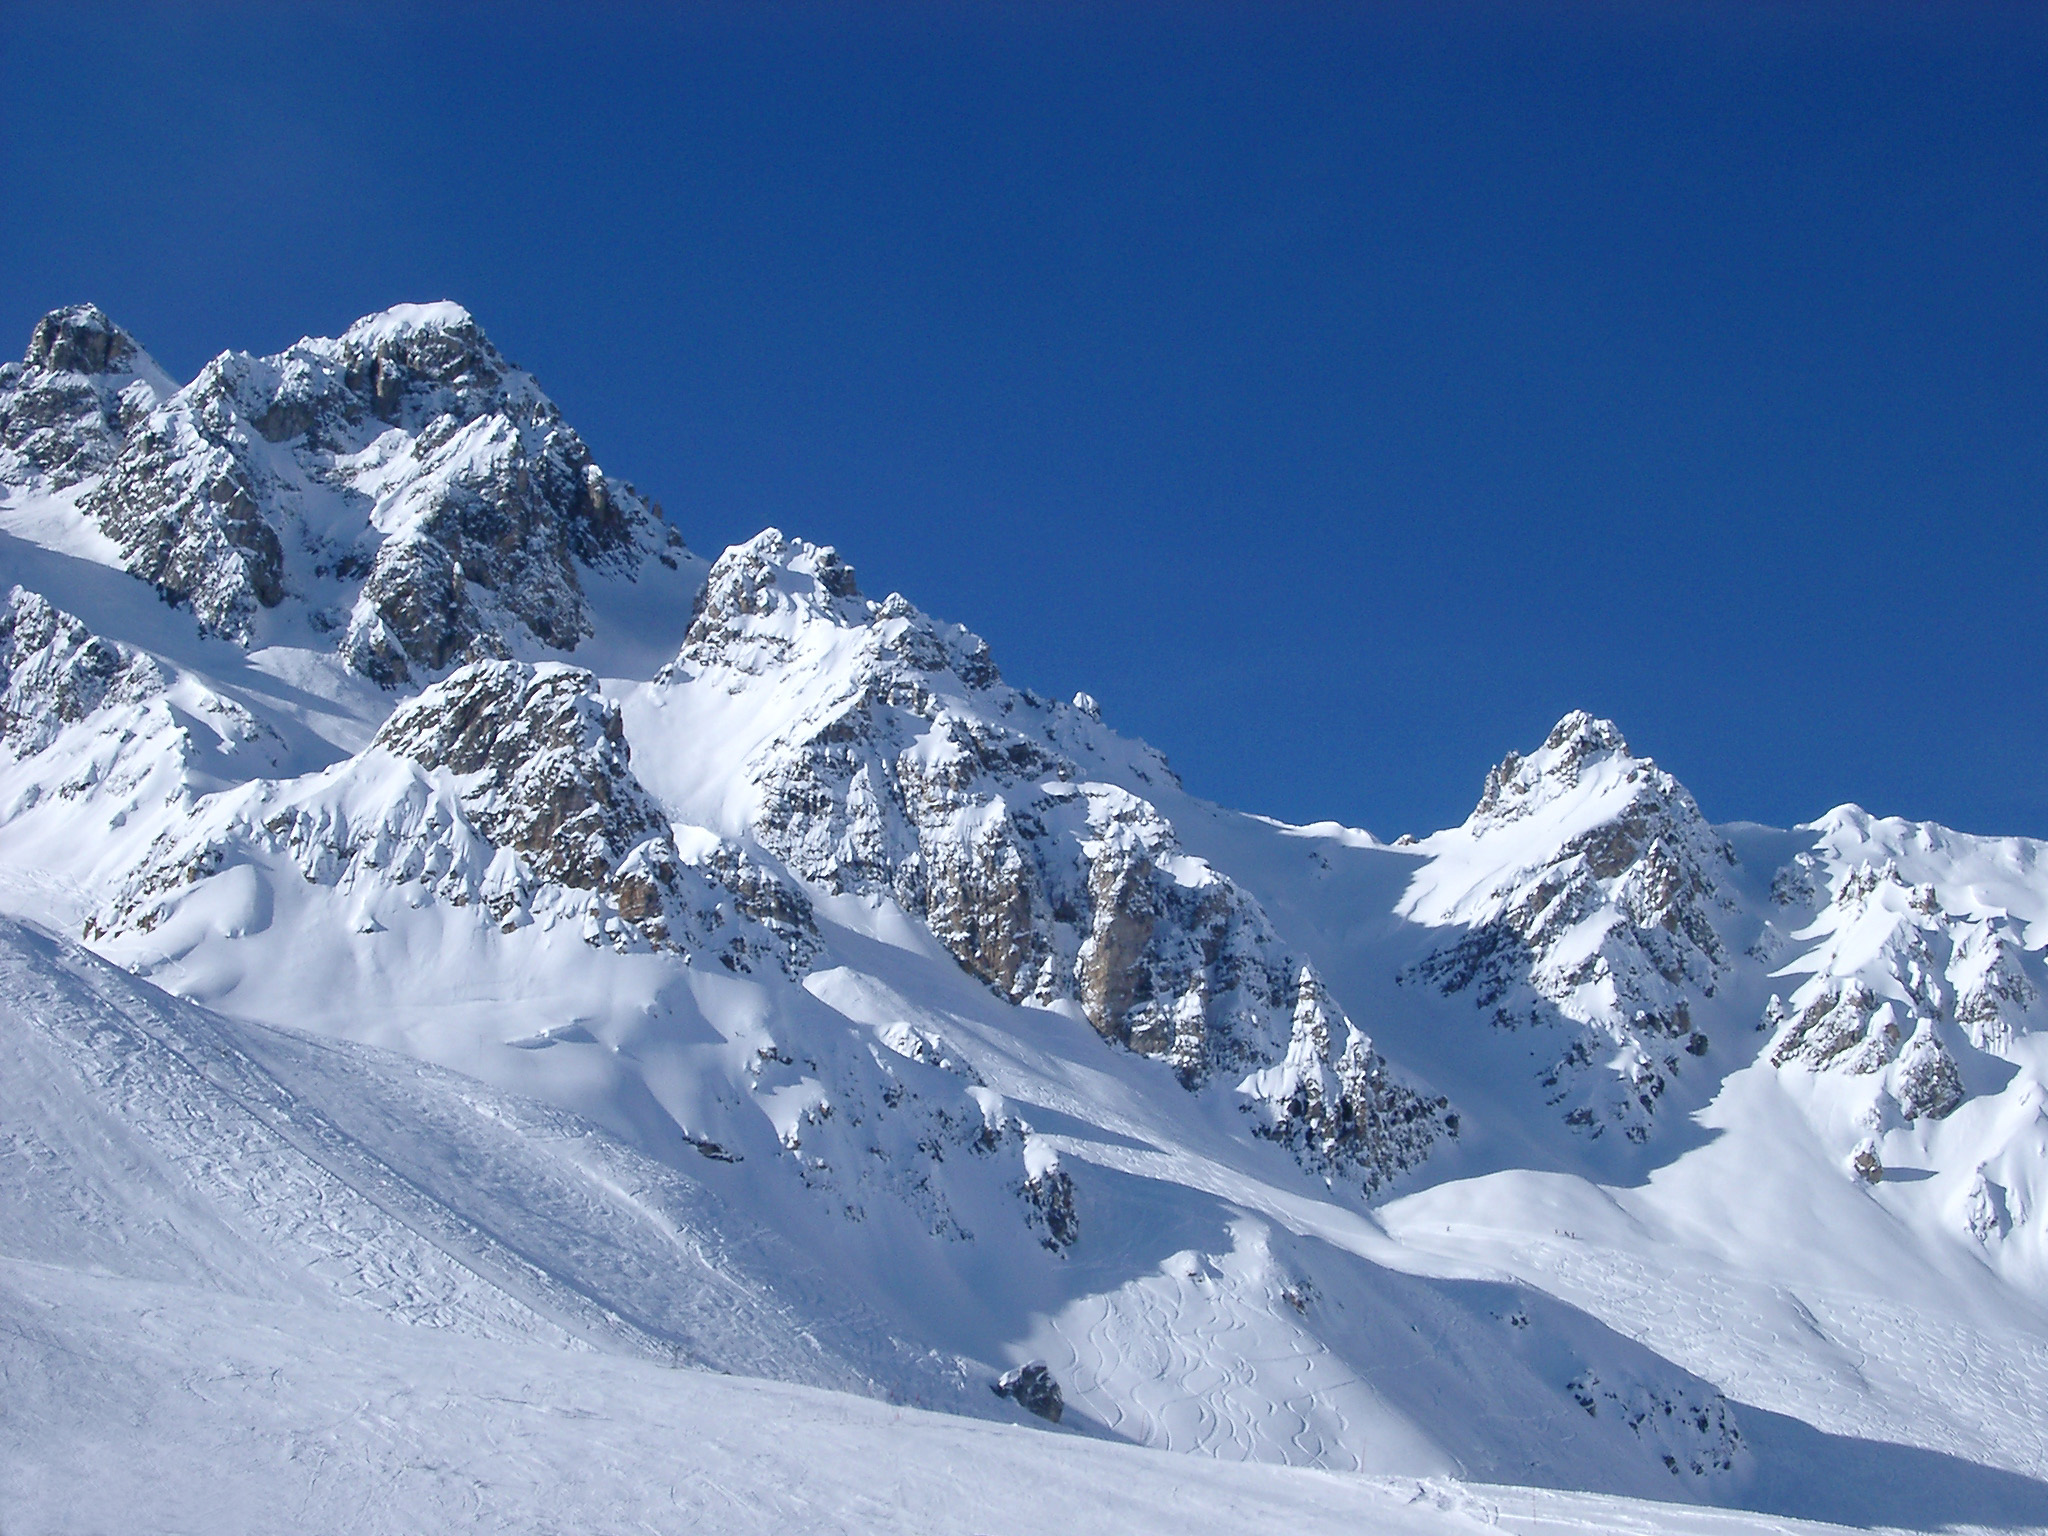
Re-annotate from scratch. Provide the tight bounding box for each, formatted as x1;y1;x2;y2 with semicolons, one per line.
4;303;2047;1534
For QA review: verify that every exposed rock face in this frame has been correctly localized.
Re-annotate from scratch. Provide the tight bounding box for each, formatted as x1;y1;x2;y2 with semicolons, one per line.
373;661;665;895
96;660;816;974
362;660;816;967
0;305;166;490
84;404;289;632
1762;828;2019;1124
365;661;816;968
1;303;689;678
1400;712;1737;1142
1893;1021;1966;1121
1020;1146;1080;1252
1771;980;1902;1075
680;536;1273;1069
1564;1369;1744;1481
1430;714;1733;1037
663;532;1452;1194
993;1362;1064;1423
1751;816;2032;1155
1241;970;1454;1196
346;532;497;679
26;305;138;378
0;587;165;758
0;587;280;825
1022;1166;1079;1251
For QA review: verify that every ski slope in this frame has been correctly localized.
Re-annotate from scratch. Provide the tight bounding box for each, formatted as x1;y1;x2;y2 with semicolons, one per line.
3;1264;1901;1536
6;916;2043;1535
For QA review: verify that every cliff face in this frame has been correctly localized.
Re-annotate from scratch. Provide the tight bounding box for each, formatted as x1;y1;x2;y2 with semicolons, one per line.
0;302;689;680
650;530;1453;1192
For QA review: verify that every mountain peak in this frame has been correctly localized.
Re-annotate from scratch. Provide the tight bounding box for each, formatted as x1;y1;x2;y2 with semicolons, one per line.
0;301;688;675
1404;710;1735;1140
24;304;140;376
330;301;512;427
339;300;482;346
698;529;861;619
1473;710;1634;824
1543;708;1628;758
13;296;2048;1527
676;532;1020;699
3;306;169;492
336;301;500;372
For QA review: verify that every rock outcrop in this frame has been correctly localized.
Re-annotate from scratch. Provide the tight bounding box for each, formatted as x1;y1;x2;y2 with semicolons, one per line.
1893;1020;1967;1120
94;660;816;974
1760;820;2033;1127
992;1362;1064;1423
1770;979;1903;1076
0;587;165;759
0;303;690;678
373;661;670;898
661;531;1451;1193
1399;712;1736;1142
681;534;1288;1067
1564;1369;1744;1481
1240;969;1453;1196
0;587;280;827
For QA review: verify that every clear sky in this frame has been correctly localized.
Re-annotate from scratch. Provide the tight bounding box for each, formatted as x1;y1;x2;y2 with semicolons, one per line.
5;3;2044;838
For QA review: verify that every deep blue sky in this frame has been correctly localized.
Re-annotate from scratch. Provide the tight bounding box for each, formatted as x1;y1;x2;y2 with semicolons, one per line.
5;4;2045;837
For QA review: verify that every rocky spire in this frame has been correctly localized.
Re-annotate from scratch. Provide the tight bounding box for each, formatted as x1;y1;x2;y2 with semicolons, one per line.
1403;712;1736;1143
26;304;140;376
1;305;165;490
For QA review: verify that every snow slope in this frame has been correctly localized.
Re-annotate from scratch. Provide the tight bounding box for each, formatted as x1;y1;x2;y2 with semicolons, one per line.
2;1272;1899;1536
4;303;2048;1533
7;916;2043;1534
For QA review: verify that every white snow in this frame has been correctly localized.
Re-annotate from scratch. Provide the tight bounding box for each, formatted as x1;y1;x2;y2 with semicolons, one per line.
6;307;2048;1533
339;298;479;345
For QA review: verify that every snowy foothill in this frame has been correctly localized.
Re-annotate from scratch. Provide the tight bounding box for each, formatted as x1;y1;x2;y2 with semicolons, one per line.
4;303;2048;1534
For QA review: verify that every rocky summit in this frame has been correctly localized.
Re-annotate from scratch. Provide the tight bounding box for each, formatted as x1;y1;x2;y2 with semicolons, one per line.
0;301;688;678
5;303;2048;1535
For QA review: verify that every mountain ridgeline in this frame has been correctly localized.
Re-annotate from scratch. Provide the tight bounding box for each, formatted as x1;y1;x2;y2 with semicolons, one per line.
5;302;2046;1511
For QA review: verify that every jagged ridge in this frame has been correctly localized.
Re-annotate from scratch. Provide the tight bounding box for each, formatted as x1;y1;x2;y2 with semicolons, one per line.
0;302;690;682
656;530;1453;1192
